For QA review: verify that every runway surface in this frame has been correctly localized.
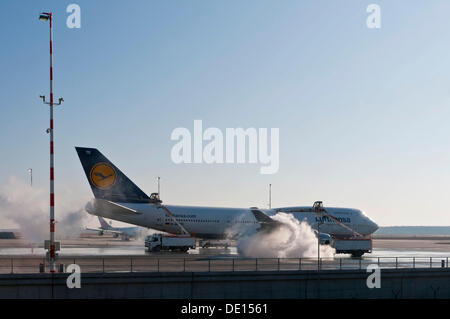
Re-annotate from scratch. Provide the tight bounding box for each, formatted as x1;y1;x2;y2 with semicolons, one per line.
0;235;449;273
1;236;450;257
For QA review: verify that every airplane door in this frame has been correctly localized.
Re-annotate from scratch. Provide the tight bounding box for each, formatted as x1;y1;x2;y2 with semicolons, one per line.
155;211;163;227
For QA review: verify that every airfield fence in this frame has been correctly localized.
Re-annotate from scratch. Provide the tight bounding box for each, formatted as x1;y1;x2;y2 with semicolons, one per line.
0;256;449;274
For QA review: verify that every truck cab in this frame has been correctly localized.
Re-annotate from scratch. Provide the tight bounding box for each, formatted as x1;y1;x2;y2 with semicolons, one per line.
145;234;163;251
313;230;332;245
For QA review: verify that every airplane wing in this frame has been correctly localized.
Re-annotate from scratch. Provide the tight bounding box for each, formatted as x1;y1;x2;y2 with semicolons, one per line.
85;227;123;235
98;229;124;235
251;209;332;244
86;199;142;216
105;201;140;214
250;209;283;233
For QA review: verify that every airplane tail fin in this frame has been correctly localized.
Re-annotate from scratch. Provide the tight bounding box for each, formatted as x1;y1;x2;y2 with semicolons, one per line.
98;216;113;230
75;147;150;203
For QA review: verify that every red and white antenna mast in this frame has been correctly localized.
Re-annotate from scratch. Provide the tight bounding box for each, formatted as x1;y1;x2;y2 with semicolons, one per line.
39;12;63;273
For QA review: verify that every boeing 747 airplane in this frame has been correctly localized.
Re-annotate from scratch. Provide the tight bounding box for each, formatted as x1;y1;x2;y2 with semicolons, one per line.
76;147;379;255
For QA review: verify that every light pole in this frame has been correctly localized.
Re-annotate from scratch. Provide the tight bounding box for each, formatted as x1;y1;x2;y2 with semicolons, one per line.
157;176;160;196
39;12;63;273
317;220;324;271
28;168;32;187
268;184;272;209
314;201;324;271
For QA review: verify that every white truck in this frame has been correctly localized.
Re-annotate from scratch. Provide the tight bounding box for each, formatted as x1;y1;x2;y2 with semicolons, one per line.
145;234;195;252
332;238;372;258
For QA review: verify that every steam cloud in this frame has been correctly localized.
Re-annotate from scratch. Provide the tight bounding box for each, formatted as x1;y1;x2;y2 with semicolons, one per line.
233;212;335;258
0;177;90;242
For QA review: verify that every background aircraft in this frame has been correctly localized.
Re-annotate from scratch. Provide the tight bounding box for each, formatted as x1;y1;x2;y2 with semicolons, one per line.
86;216;143;241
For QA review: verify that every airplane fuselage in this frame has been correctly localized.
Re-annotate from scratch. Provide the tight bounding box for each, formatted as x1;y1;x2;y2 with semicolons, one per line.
87;200;379;239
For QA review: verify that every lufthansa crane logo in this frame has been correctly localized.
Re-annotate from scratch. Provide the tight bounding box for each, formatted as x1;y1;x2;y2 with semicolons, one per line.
90;163;117;189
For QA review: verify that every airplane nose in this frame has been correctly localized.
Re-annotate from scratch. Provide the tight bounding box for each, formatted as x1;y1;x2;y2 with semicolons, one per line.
368;219;379;234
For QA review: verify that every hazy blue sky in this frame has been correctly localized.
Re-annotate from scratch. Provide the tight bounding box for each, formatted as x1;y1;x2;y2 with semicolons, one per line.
1;1;450;226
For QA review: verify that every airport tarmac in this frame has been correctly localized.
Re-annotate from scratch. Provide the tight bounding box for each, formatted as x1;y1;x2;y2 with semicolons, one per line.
0;235;449;258
0;235;449;273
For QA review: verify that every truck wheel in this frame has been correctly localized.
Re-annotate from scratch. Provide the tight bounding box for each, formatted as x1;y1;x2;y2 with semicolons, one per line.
152;246;161;252
351;251;364;258
181;247;189;252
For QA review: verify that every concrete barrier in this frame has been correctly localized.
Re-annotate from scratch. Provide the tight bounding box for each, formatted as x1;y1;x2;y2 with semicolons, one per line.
0;268;449;299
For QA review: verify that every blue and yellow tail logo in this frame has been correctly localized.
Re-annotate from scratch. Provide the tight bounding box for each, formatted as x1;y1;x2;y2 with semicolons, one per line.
90;162;117;189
